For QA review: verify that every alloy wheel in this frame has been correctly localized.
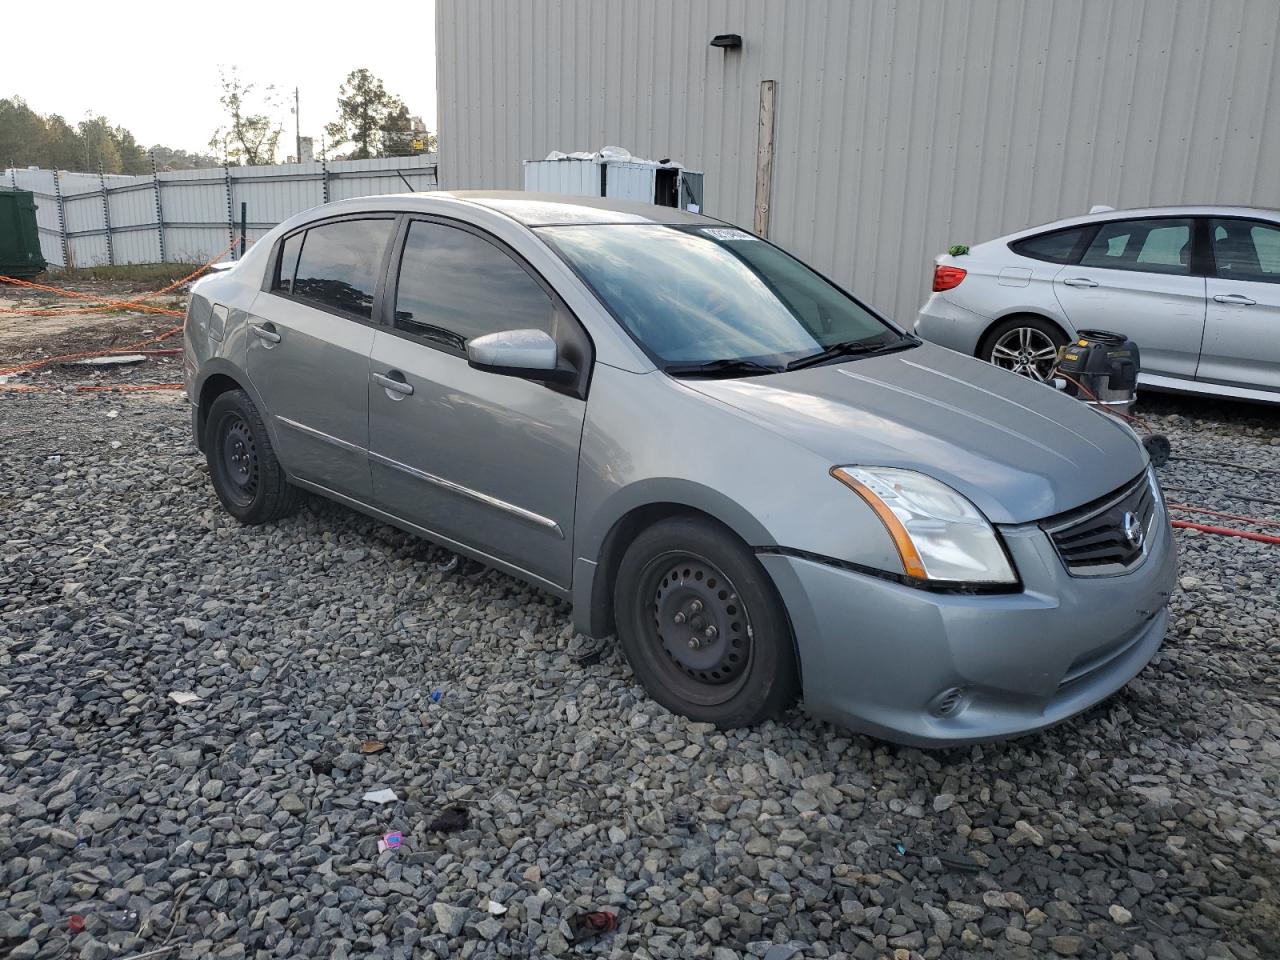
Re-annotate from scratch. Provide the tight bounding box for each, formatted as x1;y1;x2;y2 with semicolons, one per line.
989;326;1059;381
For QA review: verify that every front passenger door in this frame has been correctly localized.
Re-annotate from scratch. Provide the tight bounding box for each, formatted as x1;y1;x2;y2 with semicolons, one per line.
368;219;590;588
1199;218;1280;393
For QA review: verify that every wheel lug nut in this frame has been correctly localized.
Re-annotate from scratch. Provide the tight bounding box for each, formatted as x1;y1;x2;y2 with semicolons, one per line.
687;637;701;650
673;612;686;624
689;600;703;613
704;625;718;639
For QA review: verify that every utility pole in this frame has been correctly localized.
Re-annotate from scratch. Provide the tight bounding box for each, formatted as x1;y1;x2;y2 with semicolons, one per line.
295;87;302;164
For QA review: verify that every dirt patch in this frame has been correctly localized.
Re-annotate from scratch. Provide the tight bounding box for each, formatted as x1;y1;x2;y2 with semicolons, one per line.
0;279;188;388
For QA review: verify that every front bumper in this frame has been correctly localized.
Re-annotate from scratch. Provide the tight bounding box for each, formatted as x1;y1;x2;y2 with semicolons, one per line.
913;293;989;356
760;516;1177;747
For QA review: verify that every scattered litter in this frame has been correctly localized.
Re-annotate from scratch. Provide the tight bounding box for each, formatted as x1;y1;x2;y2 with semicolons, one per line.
894;842;907;856
567;910;618;944
67;914;86;933
360;739;386;754
939;851;982;873
425;805;469;833
362;788;399;805
167;691;202;706
430;690;443;703
487;900;507;915
377;831;403;853
110;440;121;449
574;645;606;667
433;555;460;574
63;354;147;368
105;410;119;419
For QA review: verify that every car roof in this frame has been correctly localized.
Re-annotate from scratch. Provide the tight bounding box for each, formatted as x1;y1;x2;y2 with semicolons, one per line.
1008;204;1280;240
442;190;716;226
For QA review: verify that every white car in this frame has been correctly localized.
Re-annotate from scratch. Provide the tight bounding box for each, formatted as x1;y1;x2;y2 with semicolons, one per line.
915;206;1280;404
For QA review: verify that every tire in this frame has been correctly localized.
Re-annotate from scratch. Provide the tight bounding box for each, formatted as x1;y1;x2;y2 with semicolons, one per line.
979;315;1068;382
204;389;301;524
614;516;799;728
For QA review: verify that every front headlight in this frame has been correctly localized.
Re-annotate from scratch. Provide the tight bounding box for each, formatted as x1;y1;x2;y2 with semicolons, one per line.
831;466;1017;585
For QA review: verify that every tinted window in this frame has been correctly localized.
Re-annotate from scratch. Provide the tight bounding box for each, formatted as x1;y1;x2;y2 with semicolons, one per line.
292;218;396;319
1009;226;1090;264
393;221;555;345
1080;218;1192;275
1211;218;1280;283
540;224;892;366
273;232;303;293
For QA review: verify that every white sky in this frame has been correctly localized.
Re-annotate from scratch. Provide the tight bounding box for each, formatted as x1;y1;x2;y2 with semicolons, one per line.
2;0;437;158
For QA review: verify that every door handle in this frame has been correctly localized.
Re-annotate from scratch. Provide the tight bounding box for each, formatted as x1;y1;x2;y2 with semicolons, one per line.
250;323;281;344
1213;293;1256;305
1061;277;1099;288
373;371;414;397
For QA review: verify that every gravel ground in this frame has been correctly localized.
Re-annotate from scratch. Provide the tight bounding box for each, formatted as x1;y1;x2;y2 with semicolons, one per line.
1;388;1278;960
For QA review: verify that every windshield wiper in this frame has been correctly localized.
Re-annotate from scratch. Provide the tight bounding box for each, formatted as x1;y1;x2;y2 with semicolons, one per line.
663;357;783;379
784;335;918;371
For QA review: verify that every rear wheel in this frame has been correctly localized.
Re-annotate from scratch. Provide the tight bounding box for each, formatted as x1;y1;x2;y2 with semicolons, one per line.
614;516;799;728
205;389;300;524
981;315;1067;382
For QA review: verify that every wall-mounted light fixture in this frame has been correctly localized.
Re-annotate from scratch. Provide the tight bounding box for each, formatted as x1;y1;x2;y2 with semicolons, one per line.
710;34;742;50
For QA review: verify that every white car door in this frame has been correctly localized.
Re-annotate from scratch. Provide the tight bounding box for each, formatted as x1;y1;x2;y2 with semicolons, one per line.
1053;217;1206;380
1198;217;1280;394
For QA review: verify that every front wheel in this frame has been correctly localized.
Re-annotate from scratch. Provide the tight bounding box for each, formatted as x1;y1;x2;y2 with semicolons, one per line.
614;516;799;728
981;316;1067;382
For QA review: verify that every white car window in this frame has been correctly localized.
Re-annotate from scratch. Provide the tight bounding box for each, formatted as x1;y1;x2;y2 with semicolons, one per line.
1080;219;1191;276
1211;219;1280;283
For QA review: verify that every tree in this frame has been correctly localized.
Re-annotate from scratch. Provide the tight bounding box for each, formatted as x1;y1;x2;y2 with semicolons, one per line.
149;145;221;171
325;69;428;160
209;67;283;166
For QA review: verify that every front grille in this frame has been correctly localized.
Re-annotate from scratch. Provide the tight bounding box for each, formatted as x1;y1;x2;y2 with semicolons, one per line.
1042;472;1160;576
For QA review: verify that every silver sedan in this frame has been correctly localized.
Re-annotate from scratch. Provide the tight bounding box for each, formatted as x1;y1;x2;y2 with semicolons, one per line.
184;192;1176;746
915;205;1280;404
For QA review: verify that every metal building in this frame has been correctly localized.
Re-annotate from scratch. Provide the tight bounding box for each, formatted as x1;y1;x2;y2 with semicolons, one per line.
435;0;1280;321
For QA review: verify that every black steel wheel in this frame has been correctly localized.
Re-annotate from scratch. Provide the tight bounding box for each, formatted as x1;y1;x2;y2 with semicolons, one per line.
615;516;799;728
204;388;301;524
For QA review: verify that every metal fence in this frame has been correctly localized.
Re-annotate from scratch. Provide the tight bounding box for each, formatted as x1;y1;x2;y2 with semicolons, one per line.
2;155;438;269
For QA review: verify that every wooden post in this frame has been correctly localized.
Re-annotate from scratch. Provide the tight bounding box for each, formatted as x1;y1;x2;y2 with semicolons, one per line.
753;79;776;238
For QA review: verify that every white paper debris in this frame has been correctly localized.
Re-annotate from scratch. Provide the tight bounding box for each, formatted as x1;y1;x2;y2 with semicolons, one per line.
362;788;399;805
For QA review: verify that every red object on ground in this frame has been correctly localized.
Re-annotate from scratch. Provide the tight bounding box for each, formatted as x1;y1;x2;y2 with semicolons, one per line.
1171;519;1280;545
67;914;85;932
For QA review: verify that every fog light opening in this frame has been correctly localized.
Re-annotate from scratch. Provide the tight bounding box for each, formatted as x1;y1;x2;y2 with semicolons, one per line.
930;687;967;718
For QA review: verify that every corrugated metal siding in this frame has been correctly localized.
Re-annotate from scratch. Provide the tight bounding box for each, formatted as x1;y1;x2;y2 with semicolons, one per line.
3;156;438;268
437;0;1280;321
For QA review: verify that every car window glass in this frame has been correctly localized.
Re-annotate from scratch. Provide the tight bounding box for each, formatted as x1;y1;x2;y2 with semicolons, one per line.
539;224;891;365
292;218;396;319
273;232;303;293
1080;219;1191;275
1211;218;1280;282
394;221;555;345
1009;226;1089;264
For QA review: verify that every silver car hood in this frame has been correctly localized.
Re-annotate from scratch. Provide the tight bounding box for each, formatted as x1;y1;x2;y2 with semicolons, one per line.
682;343;1145;524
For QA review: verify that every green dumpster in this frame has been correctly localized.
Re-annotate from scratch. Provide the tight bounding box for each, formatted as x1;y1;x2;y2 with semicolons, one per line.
0;190;48;278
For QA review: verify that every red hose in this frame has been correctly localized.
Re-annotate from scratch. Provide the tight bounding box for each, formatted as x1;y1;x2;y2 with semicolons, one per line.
1168;503;1280;530
1170;519;1280;545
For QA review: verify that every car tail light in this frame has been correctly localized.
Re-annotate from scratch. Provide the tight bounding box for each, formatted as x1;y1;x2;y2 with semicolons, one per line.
932;265;967;292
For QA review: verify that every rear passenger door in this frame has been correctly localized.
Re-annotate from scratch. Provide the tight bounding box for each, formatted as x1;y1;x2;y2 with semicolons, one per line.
367;218;591;588
247;216;397;500
1199;217;1280;394
1053;217;1206;380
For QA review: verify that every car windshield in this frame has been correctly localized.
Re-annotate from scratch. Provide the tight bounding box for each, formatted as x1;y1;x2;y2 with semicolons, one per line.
538;223;902;371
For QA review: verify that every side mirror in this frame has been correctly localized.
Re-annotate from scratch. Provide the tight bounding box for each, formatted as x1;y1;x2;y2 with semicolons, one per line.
466;329;575;383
